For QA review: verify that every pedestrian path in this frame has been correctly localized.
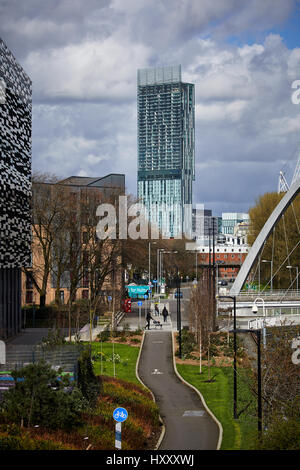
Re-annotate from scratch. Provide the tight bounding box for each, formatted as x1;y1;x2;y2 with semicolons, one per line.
137;330;220;450
148;311;173;332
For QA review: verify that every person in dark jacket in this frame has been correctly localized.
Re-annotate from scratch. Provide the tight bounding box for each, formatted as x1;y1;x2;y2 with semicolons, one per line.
145;311;153;330
162;306;168;322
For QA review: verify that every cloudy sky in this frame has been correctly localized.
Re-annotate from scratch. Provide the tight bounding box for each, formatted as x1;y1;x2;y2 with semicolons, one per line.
1;0;300;215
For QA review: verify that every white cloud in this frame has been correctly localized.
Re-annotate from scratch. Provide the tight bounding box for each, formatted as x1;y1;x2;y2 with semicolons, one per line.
1;0;300;216
25;38;151;102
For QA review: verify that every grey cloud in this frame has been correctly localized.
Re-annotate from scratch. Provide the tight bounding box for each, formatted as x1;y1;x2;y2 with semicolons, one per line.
1;0;300;218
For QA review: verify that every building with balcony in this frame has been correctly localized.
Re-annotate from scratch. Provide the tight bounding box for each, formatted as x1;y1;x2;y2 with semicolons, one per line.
137;65;195;238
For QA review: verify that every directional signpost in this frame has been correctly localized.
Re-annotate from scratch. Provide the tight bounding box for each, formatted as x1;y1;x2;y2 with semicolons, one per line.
138;300;142;328
113;407;128;450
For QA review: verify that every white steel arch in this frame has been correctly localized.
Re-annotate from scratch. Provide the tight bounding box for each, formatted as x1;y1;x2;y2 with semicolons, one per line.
230;178;300;295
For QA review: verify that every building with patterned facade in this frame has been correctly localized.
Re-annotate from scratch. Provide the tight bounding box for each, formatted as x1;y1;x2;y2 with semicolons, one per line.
0;39;32;338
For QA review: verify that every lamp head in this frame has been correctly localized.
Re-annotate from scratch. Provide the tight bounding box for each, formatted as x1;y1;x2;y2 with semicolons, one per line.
252;304;258;314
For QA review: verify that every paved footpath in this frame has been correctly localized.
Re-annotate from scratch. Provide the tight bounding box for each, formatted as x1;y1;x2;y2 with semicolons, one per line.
138;330;220;450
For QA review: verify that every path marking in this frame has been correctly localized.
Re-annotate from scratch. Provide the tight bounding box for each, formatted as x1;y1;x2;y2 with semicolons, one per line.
183;410;206;417
151;369;164;375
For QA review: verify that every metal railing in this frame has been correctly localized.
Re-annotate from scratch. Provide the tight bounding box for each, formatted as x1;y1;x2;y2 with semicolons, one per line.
233;290;300;298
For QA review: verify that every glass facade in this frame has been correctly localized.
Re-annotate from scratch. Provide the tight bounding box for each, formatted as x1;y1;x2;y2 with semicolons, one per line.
221;213;249;235
137;65;195;237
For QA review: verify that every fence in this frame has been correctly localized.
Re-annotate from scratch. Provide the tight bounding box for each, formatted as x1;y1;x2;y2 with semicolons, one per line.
0;343;85;375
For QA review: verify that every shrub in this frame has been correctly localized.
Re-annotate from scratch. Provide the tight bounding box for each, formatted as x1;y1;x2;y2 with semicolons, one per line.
176;329;196;357
77;348;102;407
1;361;85;431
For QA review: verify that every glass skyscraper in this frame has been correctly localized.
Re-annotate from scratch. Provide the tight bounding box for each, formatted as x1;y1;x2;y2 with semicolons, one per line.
137;65;195;237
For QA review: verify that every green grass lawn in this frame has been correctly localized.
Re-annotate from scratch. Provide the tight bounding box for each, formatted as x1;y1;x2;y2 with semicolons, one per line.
176;363;257;450
91;341;141;385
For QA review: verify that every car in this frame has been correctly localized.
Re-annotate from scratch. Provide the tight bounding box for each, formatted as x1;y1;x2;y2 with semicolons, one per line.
175;291;183;298
220;280;228;286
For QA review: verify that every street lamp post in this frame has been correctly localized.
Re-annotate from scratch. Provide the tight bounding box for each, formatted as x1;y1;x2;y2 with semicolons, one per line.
252;297;267;348
262;259;273;292
176;274;182;358
286;265;299;292
160;250;164;294
157;248;164;295
216;294;237;419
148;241;157;299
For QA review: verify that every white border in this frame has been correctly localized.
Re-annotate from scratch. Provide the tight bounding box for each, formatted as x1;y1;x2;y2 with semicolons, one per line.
171;332;223;450
135;331;166;450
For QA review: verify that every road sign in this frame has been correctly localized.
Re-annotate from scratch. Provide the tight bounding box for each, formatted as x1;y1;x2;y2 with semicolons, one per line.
144;294;148;299
107;296;112;302
113;408;128;450
138;301;142;306
115;421;122;449
113;407;128;423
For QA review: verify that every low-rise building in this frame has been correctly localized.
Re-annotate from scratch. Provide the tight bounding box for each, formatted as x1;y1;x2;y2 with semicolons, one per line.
22;174;125;307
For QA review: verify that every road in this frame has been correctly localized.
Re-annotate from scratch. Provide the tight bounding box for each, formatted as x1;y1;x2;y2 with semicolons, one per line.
138;330;220;450
119;285;192;331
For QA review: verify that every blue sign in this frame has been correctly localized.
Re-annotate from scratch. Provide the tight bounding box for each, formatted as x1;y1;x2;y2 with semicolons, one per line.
126;285;150;299
138;301;143;307
107;296;112;301
152;279;157;283
113;407;128;423
144;294;148;299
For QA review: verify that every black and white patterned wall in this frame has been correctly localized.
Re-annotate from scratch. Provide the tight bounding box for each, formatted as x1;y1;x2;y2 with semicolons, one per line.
0;39;32;268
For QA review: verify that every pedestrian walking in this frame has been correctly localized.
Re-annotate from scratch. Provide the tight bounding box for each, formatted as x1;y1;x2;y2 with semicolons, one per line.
145;311;153;330
155;304;159;316
162;306;168;322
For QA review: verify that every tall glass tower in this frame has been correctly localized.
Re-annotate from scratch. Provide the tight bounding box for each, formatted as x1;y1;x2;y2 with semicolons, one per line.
137;65;195;238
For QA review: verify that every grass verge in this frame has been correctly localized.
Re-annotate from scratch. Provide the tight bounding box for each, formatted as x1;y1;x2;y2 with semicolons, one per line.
176;363;257;450
91;341;141;384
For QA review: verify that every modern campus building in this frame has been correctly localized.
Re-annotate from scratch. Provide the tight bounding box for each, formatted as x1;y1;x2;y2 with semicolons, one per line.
221;212;249;235
192;206;218;241
22;174;125;307
0;39;32;338
137;65;195;238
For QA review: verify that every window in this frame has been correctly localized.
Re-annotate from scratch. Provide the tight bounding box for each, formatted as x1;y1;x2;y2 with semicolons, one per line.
82;290;89;299
26;273;33;290
82;270;89;288
26;291;33;304
82;232;88;244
